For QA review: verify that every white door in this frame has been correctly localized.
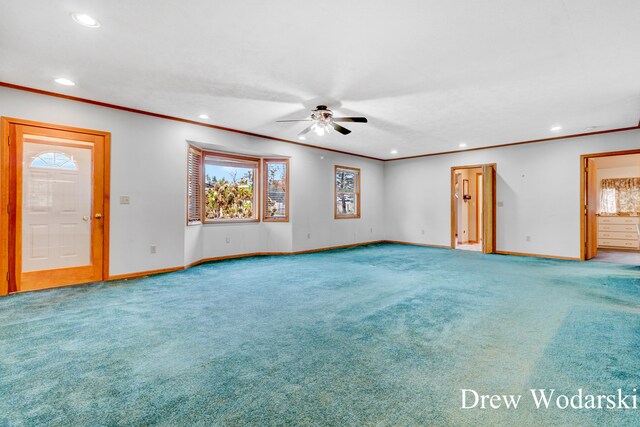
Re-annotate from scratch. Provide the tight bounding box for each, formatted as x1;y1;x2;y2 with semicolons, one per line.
9;123;107;293
22;139;93;272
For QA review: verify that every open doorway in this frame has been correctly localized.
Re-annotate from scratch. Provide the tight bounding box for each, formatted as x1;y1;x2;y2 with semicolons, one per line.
581;149;640;264
451;164;496;254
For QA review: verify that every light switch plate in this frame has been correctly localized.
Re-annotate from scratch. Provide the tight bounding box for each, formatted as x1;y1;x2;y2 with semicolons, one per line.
120;196;130;204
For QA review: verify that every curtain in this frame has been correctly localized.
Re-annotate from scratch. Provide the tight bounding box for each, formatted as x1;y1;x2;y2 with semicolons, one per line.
599;177;640;215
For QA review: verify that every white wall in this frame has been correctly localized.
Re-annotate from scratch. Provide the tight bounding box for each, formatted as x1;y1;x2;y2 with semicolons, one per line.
0;87;385;276
385;130;640;258
2;86;637;272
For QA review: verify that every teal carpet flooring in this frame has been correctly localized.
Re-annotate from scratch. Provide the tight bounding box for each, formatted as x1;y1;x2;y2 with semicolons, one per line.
0;243;639;426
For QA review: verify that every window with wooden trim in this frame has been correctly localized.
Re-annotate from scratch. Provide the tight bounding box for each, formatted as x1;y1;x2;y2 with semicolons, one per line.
204;153;260;222
187;146;203;224
335;165;361;219
263;159;289;222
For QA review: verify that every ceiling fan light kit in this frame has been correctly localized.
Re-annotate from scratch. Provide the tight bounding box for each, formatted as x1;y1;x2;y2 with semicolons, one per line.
277;105;368;138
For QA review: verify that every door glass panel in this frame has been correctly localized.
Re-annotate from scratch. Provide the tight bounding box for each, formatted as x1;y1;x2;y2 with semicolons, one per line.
22;137;93;272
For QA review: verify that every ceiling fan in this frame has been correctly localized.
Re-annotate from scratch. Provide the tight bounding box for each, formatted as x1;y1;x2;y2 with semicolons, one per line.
277;105;367;139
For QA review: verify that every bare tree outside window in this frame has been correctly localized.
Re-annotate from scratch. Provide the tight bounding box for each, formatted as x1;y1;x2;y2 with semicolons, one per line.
335;166;360;218
264;159;289;221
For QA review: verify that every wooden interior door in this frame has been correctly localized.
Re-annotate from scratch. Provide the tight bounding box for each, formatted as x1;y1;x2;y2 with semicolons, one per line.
476;173;483;243
482;164;496;254
585;158;598;259
9;123;107;292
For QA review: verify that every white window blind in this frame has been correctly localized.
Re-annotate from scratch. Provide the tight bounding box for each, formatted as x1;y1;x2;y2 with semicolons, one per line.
187;147;203;224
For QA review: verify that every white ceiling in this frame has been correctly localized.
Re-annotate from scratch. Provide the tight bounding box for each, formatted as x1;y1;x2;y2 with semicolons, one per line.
1;0;639;159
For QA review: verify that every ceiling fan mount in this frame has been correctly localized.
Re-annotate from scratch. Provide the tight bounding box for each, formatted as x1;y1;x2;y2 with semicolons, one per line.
311;105;332;121
277;105;367;138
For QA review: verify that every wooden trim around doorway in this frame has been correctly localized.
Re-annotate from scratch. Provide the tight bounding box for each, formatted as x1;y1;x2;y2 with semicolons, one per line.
450;164;495;250
579;148;640;261
475;172;482;243
0;117;111;295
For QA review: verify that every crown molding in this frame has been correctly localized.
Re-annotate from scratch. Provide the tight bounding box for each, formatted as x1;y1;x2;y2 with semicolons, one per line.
2;81;638;163
0;81;383;161
387;126;640;161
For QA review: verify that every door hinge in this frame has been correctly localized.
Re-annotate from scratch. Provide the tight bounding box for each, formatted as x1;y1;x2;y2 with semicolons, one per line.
6;204;10;214
6;272;8;282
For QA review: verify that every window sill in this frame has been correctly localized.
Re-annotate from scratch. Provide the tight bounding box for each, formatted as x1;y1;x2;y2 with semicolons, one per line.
203;219;260;225
263;217;289;223
335;215;361;219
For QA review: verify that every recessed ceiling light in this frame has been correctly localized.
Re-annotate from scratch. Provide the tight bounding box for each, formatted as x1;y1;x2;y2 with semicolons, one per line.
198;114;210;119
71;13;101;28
54;77;75;86
458;143;467;148
584;126;598;132
390;150;398;155
550;125;562;132
298;136;306;140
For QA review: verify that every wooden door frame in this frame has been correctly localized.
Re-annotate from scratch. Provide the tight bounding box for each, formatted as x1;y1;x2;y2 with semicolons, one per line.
475;171;483;243
579;148;640;261
1;117;111;295
450;164;496;252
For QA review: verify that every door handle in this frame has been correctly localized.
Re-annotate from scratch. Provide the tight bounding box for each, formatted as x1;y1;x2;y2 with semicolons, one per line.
95;213;103;219
82;215;89;222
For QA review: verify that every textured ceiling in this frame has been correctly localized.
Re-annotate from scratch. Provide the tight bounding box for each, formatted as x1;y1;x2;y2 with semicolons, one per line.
1;0;639;159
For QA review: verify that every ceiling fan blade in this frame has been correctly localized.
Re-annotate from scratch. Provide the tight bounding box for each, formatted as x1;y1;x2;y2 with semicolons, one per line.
276;119;312;122
298;124;315;136
330;122;352;135
332;117;368;123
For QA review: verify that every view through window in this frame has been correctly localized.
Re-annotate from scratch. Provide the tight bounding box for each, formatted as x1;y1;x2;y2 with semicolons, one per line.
335;166;360;218
204;154;259;221
264;159;289;221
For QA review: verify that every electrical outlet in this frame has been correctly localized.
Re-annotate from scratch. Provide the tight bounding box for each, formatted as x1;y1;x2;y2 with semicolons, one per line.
421;229;425;235
526;236;531;242
307;233;311;239
150;245;157;254
120;195;130;204
225;237;230;244
370;228;373;233
497;201;504;207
